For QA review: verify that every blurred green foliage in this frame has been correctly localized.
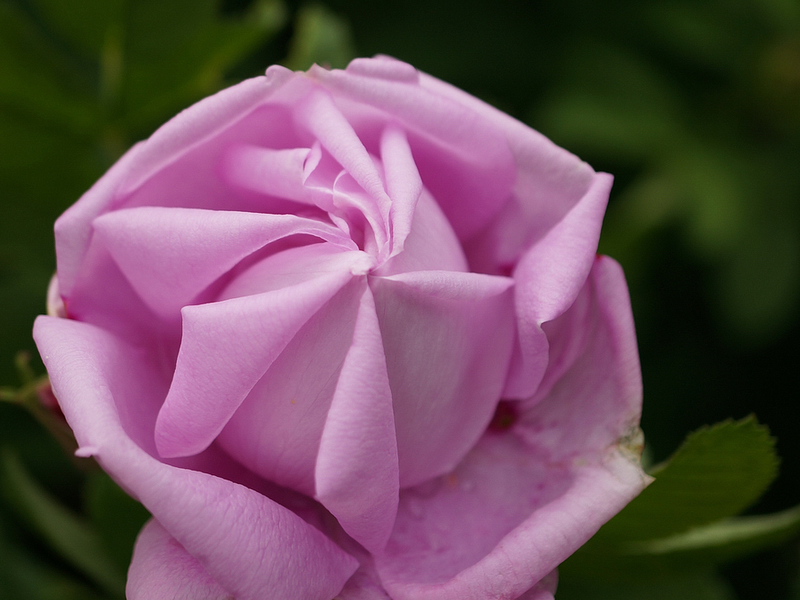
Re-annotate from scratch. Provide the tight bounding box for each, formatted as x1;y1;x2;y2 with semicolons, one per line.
1;0;799;598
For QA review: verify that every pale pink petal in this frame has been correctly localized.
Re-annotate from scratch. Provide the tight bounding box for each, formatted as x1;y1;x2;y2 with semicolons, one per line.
517;256;644;460
371;255;647;600
93;207;354;318
369;271;515;486
155;253;359;459
308;59;516;241
504;172;613;399
299;90;391;237
315;286;399;554
337;558;393;600
216;276;366;495
33;316;359;600
332;170;388;258
127;519;232;600
63;237;179;351
516;570;558;600
380;125;422;258
117;73;291;197
419;68;597;274
222;145;314;204
375;188;468;277
375;435;646;600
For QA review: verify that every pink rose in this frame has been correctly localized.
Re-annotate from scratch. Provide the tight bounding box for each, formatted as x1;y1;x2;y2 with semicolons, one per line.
34;56;648;600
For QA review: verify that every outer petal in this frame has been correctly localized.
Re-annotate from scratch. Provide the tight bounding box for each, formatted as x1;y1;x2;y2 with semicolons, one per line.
418;65;598;274
503;172;613;399
517;255;644;459
516;571;558;600
375;436;645;600
127;519;231;600
33;316;358;600
372;256;648;600
369;271;515;486
117;72;291;197
315;286;399;554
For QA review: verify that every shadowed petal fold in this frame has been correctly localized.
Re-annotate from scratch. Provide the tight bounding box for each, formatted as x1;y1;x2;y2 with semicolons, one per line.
315;286;399;554
370;271;515;486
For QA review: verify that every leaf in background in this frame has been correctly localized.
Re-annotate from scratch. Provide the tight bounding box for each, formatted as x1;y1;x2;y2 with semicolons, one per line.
117;0;287;137
0;515;109;600
284;3;356;71
0;0;289;384
560;417;786;583
600;417;778;542
84;471;150;575
531;41;687;164
1;451;125;598
628;504;800;567
556;571;737;600
0;1;98;137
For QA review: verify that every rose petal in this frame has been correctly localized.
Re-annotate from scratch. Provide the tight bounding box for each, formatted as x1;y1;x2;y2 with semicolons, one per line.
216;276;366;495
503;172;614;399
118;72;291;197
517;570;558;600
299;89;391;252
517;255;644;459
418;69;597;274
223;145;314;204
155;252;360;459
33;316;359;600
380;125;422;258
315;286;399;554
127;519;232;600
337;557;393;600
369;270;515;486
371;255;647;600
64;237;178;351
376;187;468;276
94;207;354;318
375;435;646;600
309;59;516;241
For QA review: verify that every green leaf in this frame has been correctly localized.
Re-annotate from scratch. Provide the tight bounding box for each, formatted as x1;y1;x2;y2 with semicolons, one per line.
284;3;356;71
24;0;125;59
627;504;800;566
0;1;97;137
598;416;778;543
0;514;109;600
531;42;687;163
117;0;288;137
85;472;150;574
1;451;125;597
556;571;736;600
560;417;783;581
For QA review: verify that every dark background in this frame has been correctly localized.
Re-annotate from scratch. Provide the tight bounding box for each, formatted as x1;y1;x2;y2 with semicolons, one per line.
1;0;798;598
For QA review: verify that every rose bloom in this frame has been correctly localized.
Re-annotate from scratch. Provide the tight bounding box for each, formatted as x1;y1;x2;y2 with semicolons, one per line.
34;56;648;600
